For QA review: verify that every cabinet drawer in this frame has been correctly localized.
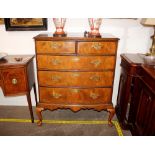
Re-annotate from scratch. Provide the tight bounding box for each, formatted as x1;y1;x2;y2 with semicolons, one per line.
38;71;114;87
1;68;27;95
78;41;117;55
39;87;112;104
36;41;75;54
37;55;115;70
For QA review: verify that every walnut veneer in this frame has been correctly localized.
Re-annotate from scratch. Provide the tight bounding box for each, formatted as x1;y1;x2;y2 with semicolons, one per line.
0;55;37;123
34;33;119;126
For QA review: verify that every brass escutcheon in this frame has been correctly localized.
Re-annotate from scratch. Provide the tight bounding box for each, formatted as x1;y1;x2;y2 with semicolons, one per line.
90;60;101;67
51;75;61;82
90;75;100;81
52;92;62;99
51;42;62;49
72;73;80;77
89;92;100;100
51;59;61;65
71;89;80;93
91;43;102;50
72;57;80;62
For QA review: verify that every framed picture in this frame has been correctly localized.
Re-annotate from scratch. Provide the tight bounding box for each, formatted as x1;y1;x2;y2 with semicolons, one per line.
4;18;47;31
0;18;4;24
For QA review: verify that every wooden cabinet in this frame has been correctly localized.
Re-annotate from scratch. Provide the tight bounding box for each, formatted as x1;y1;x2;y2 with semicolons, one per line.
130;66;155;135
116;54;144;129
34;33;119;126
0;55;37;123
116;54;155;135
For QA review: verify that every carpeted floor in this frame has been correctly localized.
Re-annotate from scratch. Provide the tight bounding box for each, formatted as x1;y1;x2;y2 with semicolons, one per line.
0;106;131;136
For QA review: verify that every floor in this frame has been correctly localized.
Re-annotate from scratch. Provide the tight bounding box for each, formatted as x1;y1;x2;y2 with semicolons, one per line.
0;106;131;136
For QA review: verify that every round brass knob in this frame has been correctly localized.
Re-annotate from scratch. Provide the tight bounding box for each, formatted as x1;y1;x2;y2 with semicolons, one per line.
12;78;18;85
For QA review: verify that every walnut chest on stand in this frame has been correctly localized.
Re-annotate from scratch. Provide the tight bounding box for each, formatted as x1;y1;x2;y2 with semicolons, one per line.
34;33;119;126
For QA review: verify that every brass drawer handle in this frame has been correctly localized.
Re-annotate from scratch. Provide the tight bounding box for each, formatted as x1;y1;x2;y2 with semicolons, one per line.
51;42;62;49
72;57;80;62
72;73;80;77
90;75;100;81
51;59;62;65
52;92;62;99
90;60;101;67
90;92;100;100
51;75;61;82
71;89;80;93
12;78;18;85
91;43;102;50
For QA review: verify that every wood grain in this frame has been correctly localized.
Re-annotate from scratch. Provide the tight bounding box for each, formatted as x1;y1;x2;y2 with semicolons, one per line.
37;55;115;70
39;87;112;104
78;41;117;55
36;41;75;54
38;71;114;87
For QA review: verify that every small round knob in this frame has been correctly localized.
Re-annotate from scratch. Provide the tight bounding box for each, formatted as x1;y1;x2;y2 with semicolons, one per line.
12;78;17;85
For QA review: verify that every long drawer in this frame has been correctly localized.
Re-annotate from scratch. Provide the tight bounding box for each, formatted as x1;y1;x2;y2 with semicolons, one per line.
78;41;117;55
39;87;112;104
38;71;114;87
37;55;115;70
36;41;75;54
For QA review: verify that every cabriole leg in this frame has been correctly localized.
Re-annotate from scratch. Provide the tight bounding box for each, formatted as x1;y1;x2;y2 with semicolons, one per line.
36;107;44;126
107;108;115;127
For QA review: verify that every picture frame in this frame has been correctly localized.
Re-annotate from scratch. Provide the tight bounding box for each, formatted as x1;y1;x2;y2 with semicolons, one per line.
0;18;4;24
4;18;47;31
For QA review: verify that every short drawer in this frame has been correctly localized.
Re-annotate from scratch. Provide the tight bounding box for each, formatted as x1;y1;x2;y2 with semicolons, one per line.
39;87;112;104
37;55;115;70
1;68;27;95
36;41;75;54
38;71;114;87
78;41;117;55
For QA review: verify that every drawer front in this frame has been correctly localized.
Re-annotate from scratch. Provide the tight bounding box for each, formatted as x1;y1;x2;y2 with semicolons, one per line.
36;41;75;54
78;41;117;55
39;87;112;104
38;71;114;87
37;55;115;70
1;68;27;94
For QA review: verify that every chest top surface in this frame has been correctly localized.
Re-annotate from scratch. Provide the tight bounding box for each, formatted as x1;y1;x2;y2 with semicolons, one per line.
34;33;119;41
0;55;34;68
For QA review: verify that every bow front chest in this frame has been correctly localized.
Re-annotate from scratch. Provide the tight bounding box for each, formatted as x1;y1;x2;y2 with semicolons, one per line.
34;33;119;126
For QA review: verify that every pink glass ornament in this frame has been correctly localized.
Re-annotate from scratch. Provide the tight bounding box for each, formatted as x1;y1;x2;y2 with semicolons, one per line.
53;18;66;36
88;18;102;37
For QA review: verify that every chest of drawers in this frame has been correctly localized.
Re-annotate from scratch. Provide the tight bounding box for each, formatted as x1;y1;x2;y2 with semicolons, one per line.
34;33;119;126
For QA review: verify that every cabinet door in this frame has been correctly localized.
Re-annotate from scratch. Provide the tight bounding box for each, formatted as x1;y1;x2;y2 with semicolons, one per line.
116;67;132;128
134;78;154;136
116;69;127;115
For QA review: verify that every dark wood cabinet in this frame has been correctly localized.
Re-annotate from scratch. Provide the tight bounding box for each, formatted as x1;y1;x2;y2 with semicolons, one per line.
116;54;144;129
130;66;155;135
0;55;37;123
34;33;119;126
116;53;155;135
